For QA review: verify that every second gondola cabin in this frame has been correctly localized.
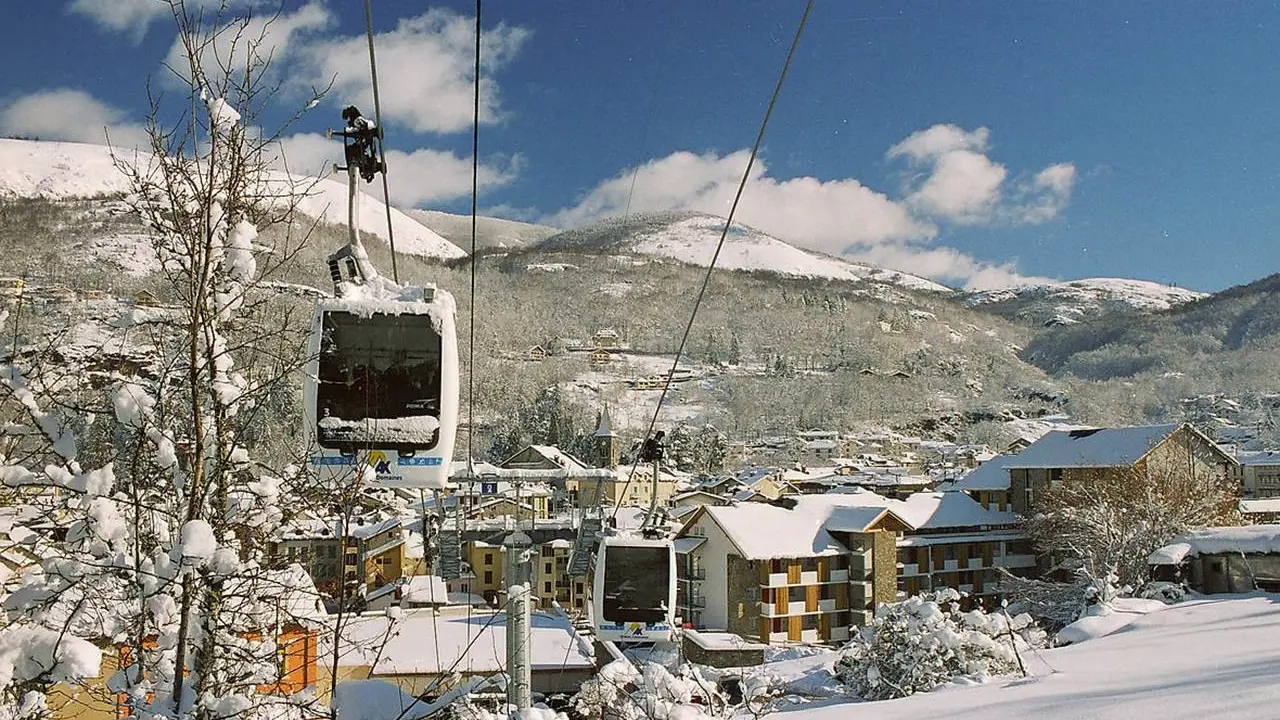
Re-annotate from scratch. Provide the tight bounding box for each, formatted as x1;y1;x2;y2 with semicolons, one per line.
591;536;677;643
303;284;459;489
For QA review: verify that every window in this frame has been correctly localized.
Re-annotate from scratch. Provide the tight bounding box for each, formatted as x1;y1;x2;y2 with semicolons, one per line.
820;584;833;600
1049;468;1064;488
788;586;805;603
802;614;819;630
574;598;583;608
772;617;783;633
834;611;850;628
484;552;494;565
544;562;552;575
542;546;553;557
544;582;552;593
484;570;493;584
943;544;957;561
575;582;584;594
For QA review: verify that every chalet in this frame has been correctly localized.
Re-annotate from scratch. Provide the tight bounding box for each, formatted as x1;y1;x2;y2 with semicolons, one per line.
133;289;162;307
592;327;621;349
0;277;24;295
523;345;547;362
589;347;613;365
1006;423;1237;516
1149;525;1280;593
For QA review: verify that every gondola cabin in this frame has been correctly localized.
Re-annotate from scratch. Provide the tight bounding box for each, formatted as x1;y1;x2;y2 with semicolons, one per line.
303;285;458;489
591;536;677;643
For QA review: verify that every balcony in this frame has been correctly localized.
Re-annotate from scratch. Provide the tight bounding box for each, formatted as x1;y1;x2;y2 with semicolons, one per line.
766;572;789;587
819;598;836;613
364;536;405;560
687;596;706;609
828;625;850;642
899;563;919;577
681;567;706;581
800;570;819;585
829;568;849;583
999;554;1038;569
967;557;985;570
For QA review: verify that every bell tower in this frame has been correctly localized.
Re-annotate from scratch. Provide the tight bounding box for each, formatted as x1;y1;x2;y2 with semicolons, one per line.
594;404;618;469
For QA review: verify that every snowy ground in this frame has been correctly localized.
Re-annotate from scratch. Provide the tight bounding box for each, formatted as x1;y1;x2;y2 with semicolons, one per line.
768;594;1280;720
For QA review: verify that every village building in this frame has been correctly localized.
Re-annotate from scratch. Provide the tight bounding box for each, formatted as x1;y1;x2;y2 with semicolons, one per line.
1149;525;1280;593
271;511;406;610
673;489;1026;645
320;606;594;702
1005;423;1236;516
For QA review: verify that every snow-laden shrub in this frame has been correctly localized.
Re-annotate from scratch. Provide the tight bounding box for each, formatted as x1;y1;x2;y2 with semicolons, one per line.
572;659;724;720
834;589;1042;701
1135;580;1186;605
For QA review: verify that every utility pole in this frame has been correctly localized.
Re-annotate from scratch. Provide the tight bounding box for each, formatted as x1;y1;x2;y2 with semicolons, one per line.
504;528;533;712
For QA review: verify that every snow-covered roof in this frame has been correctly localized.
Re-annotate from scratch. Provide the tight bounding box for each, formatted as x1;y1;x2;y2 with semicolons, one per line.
527;445;589;471
327;607;593;675
700;495;906;560
673;536;706;554
1241;498;1280;514
684;629;768;652
403;576;449;605
945;454;1018;492
1237;451;1280;467
1005;424;1182;469
697;489;1017;560
1148;525;1280;565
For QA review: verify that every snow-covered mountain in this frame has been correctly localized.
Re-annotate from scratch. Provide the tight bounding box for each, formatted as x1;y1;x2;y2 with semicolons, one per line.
0;139;464;261
405;209;557;253
531;212;953;294
965;277;1206;326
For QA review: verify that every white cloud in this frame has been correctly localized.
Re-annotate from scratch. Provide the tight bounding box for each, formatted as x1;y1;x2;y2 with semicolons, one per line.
294;9;529;134
544;150;935;250
161;2;332;87
889;123;1075;226
274;132;520;207
546;124;1078;290
68;0;170;40
69;0;269;43
0;89;148;149
1010;162;1077;223
888;124;991;162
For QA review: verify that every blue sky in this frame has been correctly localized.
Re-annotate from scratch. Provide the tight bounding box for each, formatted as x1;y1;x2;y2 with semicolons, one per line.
3;1;1279;292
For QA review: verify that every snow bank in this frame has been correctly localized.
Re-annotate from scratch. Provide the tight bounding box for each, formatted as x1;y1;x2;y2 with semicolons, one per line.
778;594;1280;720
1055;597;1169;645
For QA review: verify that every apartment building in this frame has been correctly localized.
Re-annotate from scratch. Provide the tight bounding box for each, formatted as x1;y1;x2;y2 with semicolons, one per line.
674;489;1026;644
272;511;405;609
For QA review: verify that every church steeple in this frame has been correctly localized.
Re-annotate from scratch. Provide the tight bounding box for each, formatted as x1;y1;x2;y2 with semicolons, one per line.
594;404;618;469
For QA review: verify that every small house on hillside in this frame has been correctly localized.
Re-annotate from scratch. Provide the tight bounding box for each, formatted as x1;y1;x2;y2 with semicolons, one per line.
592;328;621;349
589;348;613;365
1149;525;1280;593
523;345;547;362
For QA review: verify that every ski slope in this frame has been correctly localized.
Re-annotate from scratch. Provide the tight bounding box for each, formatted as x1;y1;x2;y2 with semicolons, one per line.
0;138;463;260
773;594;1280;720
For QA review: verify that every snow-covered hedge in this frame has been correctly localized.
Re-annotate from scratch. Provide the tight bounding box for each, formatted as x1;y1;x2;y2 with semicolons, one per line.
834;589;1042;700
